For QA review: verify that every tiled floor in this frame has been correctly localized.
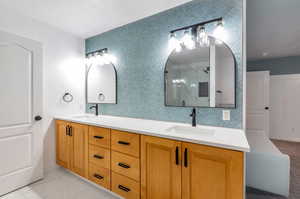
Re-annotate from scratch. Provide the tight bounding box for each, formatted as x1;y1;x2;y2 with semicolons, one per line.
246;140;300;199
0;168;119;199
2;140;299;199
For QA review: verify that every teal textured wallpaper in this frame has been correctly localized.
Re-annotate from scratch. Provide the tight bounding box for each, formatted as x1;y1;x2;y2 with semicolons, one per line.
86;0;244;128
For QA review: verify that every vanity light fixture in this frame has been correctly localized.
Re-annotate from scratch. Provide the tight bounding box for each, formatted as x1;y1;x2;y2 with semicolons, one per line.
85;48;117;67
169;32;182;52
197;26;209;47
182;29;195;50
168;17;225;50
213;20;226;43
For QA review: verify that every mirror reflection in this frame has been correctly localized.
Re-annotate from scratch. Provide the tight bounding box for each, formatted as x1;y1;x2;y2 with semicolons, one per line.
165;36;235;108
87;62;117;104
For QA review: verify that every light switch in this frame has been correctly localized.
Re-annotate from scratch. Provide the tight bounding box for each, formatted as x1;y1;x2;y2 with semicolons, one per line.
223;110;230;121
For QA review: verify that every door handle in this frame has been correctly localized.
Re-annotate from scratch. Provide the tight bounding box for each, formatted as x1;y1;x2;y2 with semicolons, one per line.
34;115;42;121
265;107;269;110
184;148;188;167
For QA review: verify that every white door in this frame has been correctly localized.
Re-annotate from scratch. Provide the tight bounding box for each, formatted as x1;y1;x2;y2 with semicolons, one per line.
0;30;43;196
246;71;270;137
270;75;300;141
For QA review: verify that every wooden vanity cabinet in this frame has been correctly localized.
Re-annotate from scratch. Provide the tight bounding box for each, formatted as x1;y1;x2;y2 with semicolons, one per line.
56;120;71;169
56;120;244;199
141;136;182;199
141;135;244;199
56;120;88;178
181;142;244;199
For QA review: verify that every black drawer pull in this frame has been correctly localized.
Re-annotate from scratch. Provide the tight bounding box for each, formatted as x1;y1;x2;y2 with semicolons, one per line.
118;185;131;192
94;136;104;139
118;162;131;169
118;141;130;145
184;148;188;167
94;155;104;159
94;174;104;180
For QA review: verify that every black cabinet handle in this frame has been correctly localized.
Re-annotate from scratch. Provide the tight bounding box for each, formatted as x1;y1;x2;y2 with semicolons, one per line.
184;148;188;167
66;125;71;136
69;126;73;136
118;141;130;145
94;136;104;139
94;155;104;159
94;174;103;180
265;107;269;110
175;147;179;165
66;125;69;136
118;162;131;169
118;185;131;192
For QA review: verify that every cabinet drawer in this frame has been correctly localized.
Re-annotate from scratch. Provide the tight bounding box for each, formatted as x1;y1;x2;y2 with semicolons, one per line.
111;151;140;181
111;130;140;157
89;145;111;169
89;126;110;148
88;164;111;190
112;172;140;199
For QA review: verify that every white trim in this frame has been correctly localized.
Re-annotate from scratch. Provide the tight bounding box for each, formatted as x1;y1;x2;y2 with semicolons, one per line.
242;0;247;131
271;74;300;79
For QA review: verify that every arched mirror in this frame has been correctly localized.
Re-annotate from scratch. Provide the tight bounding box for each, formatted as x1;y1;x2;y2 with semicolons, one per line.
87;62;117;104
165;36;235;108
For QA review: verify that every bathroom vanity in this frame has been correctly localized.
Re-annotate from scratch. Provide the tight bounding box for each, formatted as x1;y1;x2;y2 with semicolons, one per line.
55;115;249;199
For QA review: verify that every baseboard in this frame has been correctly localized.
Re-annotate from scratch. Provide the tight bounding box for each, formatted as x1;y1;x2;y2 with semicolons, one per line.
270;137;300;143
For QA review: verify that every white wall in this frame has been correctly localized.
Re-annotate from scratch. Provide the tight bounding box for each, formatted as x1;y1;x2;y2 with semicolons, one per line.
0;10;86;172
270;74;300;142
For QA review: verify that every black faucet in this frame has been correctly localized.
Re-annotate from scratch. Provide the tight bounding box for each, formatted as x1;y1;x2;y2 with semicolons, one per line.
90;104;99;116
190;108;196;127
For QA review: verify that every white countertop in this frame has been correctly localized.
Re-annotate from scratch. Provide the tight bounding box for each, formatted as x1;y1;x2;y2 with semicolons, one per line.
54;114;250;152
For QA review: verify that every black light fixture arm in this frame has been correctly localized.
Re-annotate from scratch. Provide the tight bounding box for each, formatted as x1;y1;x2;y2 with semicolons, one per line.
170;17;223;34
86;48;108;57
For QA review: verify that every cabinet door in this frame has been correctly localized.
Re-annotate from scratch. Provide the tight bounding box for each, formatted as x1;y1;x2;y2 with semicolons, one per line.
141;136;181;199
56;120;71;169
69;122;88;177
182;142;244;199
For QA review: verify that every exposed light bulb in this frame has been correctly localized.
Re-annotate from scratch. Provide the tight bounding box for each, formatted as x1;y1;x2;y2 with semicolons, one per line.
107;54;117;64
197;26;210;47
182;29;195;50
169;32;182;52
96;54;105;65
213;21;227;43
85;55;92;66
89;56;96;66
102;54;110;64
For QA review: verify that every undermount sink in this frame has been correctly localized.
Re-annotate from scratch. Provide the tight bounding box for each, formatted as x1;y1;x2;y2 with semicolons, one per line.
72;115;119;122
165;125;215;136
72;115;97;119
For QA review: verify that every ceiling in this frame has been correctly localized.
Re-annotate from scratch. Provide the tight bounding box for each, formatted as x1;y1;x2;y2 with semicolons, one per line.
0;0;191;38
247;0;300;61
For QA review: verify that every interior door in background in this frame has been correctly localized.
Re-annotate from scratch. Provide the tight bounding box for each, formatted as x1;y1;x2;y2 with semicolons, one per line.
0;30;43;196
246;71;270;137
270;74;300;141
